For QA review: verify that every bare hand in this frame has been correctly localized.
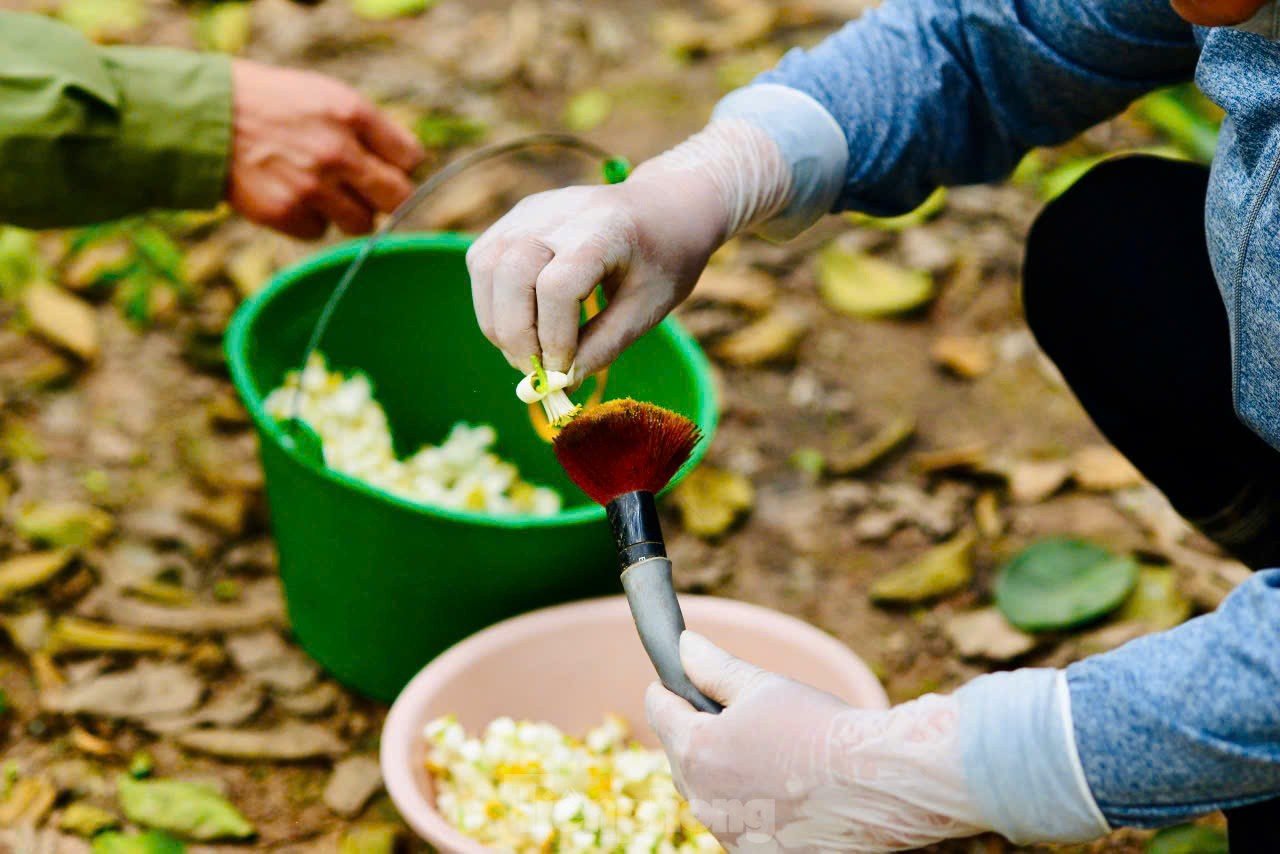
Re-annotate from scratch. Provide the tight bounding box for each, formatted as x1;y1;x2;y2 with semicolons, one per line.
226;59;425;239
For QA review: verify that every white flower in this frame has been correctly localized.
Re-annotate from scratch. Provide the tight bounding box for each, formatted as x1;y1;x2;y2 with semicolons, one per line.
267;353;562;516
424;714;722;853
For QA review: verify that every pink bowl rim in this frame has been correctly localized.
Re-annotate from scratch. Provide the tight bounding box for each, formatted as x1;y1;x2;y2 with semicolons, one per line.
380;594;889;851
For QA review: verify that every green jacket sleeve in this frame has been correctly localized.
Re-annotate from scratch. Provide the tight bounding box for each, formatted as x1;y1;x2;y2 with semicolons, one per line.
0;12;232;228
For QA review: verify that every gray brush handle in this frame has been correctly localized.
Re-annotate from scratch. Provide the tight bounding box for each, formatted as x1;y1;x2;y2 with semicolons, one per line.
621;557;723;714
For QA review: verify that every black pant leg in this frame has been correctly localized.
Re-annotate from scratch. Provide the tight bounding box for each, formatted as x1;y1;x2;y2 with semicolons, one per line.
1023;155;1280;853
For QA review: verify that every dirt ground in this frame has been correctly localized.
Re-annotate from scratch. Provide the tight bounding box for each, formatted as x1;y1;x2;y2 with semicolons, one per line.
0;0;1246;851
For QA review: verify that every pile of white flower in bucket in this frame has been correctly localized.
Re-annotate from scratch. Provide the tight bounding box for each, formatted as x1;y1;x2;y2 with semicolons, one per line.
265;353;561;516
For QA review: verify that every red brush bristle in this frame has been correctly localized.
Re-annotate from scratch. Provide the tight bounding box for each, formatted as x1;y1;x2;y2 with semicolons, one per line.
553;398;702;506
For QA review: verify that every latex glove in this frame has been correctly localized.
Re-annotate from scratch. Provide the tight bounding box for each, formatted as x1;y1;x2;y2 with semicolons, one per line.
227;59;425;239
466;119;792;376
646;632;987;853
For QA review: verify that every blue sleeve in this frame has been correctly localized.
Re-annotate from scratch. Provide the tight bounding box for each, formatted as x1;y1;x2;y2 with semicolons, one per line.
1068;570;1280;826
753;0;1199;215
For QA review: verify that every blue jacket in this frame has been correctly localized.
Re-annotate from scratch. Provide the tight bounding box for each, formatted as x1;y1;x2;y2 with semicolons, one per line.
714;0;1280;843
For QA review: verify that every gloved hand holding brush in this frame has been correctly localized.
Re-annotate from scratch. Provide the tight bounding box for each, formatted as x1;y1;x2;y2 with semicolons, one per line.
646;632;986;853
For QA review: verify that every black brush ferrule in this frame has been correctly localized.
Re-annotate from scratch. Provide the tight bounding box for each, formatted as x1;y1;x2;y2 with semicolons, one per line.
606;491;665;570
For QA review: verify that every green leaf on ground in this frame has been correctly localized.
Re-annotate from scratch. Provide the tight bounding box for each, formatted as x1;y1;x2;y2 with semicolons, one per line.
844;188;947;231
197;2;252;54
1147;824;1228;854
93;831;186;854
117;774;254;841
350;0;433;21
995;538;1139;632
564;89;613;132
414;113;487;150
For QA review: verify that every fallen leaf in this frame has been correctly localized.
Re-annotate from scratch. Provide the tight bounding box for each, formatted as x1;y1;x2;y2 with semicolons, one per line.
1146;823;1228;854
816;245;933;318
995;538;1139;632
62;238;132;290
45;617;187;657
76;579;286;634
943;607;1038;661
870;531;974;604
672;466;755;538
0;549;75;600
59;803;119;837
196;2;251;53
225;238;276;299
92;830;186;853
1073;445;1143;491
973;490;1004;538
22;283;99;361
1166;543;1249;610
174;722;344;761
1118;566;1193;631
340;823;400;854
690;267;776;312
182;491;249;537
69;726;115;757
911;444;987;476
276;682;339;717
48;662;203;720
828;415;916;475
323;756;383;817
1072;620;1150;657
563;89;612;132
930;335;993;379
1008;459;1072;504
2;609;50;652
59;0;147;42
117;774;254;841
0;776;57;826
350;0;433;21
225;630;318;694
14;502;114;548
711;308;808;366
707;0;777;50
141;683;264;734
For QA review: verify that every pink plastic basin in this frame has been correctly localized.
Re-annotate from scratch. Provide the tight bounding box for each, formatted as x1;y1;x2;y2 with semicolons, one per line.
381;594;889;852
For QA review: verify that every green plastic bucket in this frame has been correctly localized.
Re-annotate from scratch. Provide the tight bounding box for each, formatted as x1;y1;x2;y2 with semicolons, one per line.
225;233;718;701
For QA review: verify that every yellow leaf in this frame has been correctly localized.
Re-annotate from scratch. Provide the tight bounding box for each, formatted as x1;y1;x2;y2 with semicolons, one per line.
672;466;754;538
816;245;933;318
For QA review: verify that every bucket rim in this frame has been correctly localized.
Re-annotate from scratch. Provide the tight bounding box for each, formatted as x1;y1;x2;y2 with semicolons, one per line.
224;232;719;530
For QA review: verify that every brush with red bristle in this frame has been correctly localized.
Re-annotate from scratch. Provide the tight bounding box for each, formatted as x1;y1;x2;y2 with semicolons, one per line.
554;397;701;568
554;398;721;714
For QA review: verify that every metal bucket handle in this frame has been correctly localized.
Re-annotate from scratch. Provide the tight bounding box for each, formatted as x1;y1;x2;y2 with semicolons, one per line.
282;134;631;453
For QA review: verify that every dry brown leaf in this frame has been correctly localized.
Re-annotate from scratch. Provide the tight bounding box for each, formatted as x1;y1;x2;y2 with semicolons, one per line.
690;266;776;312
324;756;383;817
973;490;1004;538
22;283;99;361
226;237;278;298
930;335;993;379
226;630;319;694
1072;445;1143;491
1008;459;1072;504
0;777;57;827
276;682;340;717
75;579;286;634
911;444;987;475
943;608;1038;661
47;662;203;719
828;415;916;475
141;682;265;734
712;308;808;366
672;466;755;538
174;721;344;761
